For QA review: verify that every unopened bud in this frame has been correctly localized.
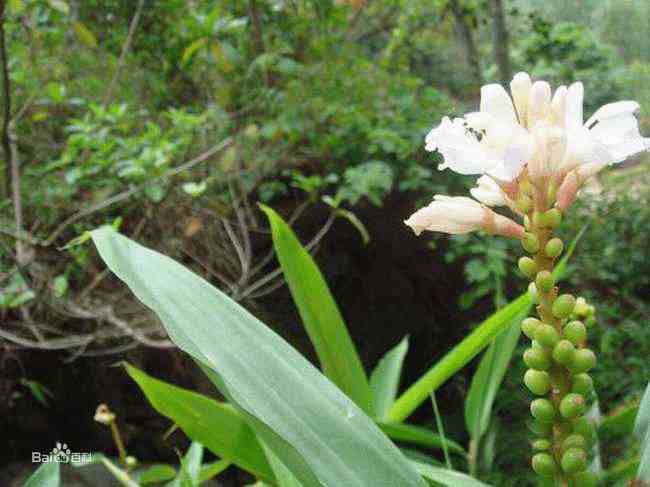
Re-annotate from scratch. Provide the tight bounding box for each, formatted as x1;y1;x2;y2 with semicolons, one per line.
532;439;551;451
94;404;116;425
585;316;596;327
559;393;586;419
531;398;556;422
125;456;138;468
562;434;586;450
536;270;555;292
571;471;598;487
528;283;539;304
570;349;596;374
535;323;560;347
564;321;587;345
545;238;564;258
552;340;576;366
524;347;552;370
573;417;595;444
572;373;593;396
532;453;558;477
561;447;587;474
525;369;552;395
530;419;553;437
517;194;532;213
518;257;538;278
573;297;589;316
552;294;576;319
522;317;542;339
542;208;562;228
522;232;540;254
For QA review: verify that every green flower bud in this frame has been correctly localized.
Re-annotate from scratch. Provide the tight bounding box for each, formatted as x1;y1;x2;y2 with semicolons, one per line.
522;317;542;339
542;208;562;228
518;257;538;278
536;270;555;292
573;297;589;316
532;211;543;228
529;419;553;437
518;195;533;213
570;471;598;487
553;340;576;366
125;456;138;468
545;237;564;258
524;347;552;371
561;447;587;474
564;321;587;346
552;294;576;319
535;323;560;347
520;180;533;195
570;349;596;374
532;453;558;477
524;215;532;229
532;439;551;451
586;305;596;316
528;282;539;304
585;315;597;327
571;373;593;397
562;434;587;450
525;369;552;395
531;398;556;422
522;232;540;254
572;417;595;444
560;393;586;419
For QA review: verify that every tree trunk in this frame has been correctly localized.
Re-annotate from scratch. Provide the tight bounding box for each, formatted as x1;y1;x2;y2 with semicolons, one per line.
489;0;512;85
448;0;483;88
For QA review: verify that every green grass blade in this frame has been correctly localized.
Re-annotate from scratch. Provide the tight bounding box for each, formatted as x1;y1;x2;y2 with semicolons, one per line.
370;336;409;420
636;382;650;482
411;461;492;486
261;205;373;414
24;462;60;487
93;227;426;487
377;422;466;455
125;364;273;481
431;392;452;469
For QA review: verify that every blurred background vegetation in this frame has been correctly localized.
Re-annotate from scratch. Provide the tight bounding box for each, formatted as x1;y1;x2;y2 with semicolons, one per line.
1;0;648;485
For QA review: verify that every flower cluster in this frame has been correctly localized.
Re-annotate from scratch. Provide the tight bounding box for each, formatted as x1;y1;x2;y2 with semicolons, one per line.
405;72;649;237
407;72;648;483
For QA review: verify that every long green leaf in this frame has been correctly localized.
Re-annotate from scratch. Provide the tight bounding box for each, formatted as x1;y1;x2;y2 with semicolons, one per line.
261;205;373;413
636;382;650;482
125;364;273;480
168;442;203;487
389;227;585;422
24;462;60;487
465;307;528;441
378;422;466;455
412;461;491;486
388;292;531;422
371;336;409;420
92;227;426;487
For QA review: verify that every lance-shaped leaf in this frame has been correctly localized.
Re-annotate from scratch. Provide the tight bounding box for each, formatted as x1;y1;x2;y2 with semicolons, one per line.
91;227;426;487
261;205;373;413
371;336;409;420
24;462;60;487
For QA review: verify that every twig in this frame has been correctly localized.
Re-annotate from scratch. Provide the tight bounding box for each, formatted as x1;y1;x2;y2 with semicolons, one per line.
102;0;145;107
0;3;11;197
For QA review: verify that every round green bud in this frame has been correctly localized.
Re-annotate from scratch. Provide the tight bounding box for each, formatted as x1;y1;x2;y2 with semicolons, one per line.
518;257;538;278
585;315;596;327
552;294;576;319
543;208;562;228
545;238;564;258
532;211;543;228
522;232;540;254
586;305;596;316
528;282;539;304
553;340;576;366
561;447;587;474
125;456;138;468
573;297;589;317
524;347;552;371
525;369;552;395
562;434;587;450
529;419;553;437
570;471;598;487
560;393;586;419
531;398;556;422
572;417;595;444
535;323;561;347
532;453;558;477
536;270;555;293
532;439;551;451
517;195;533;213
570;349;596;374
524;215;532;229
564;321;587;346
522;317;542;339
571;373;593;397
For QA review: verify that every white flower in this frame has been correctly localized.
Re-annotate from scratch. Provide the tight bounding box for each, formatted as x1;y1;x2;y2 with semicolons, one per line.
470;175;507;207
425;72;649;184
404;195;523;238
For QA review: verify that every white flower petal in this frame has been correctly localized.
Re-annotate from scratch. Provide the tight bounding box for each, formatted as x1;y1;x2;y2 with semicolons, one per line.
470;175;506;206
585;101;640;128
528;81;551;126
565;82;584;131
551;85;567;126
480;84;518;125
510;72;532;126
